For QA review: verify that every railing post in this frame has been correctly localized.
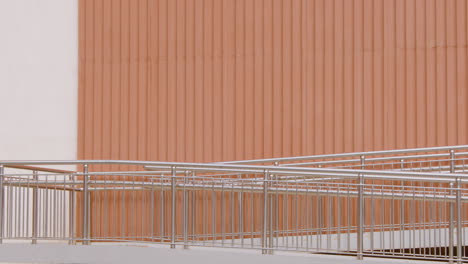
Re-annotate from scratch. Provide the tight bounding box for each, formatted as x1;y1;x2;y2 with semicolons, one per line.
449;150;463;263
191;172;196;242
357;172;364;260
357;156;366;259
400;159;405;250
32;170;38;244
456;176;462;264
160;173;165;239
0;165;4;244
262;169;269;254
171;166;176;249
449;181;455;264
150;177;155;242
238;173;244;246
183;170;189;249
82;164;90;245
270;162;279;255
69;174;75;245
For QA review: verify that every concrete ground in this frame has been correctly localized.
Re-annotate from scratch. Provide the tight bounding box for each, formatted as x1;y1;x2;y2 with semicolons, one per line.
0;243;443;264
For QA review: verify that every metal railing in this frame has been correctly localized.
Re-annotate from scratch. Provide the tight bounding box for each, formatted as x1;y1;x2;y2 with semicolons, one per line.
223;145;468;173
1;145;468;262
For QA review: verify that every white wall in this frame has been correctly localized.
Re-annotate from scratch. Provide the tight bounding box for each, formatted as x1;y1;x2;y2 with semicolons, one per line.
0;0;78;162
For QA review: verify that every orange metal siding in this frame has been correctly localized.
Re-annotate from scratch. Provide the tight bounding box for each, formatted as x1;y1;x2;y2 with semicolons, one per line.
79;0;468;162
78;0;468;240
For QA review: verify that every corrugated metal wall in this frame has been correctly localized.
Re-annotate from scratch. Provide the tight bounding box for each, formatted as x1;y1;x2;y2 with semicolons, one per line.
78;0;468;241
79;0;468;162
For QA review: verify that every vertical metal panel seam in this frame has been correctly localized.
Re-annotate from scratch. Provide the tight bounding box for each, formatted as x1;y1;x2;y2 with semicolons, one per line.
351;0;355;152
331;0;335;153
434;0;439;146
466;0;468;143
402;0;406;149
234;0;238;160
78;0;85;160
99;0;104;160
146;0;150;161
370;0;375;151
135;0;140;162
90;0;95;159
220;0;224;161
127;0;131;164
422;0;428;147
300;0;305;155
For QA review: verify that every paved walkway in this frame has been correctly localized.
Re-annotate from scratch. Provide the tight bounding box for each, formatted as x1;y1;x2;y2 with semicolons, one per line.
0;243;443;264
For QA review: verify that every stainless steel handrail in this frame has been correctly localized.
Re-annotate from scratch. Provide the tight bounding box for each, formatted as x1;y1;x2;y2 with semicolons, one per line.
220;145;468;164
2;145;467;166
3;160;467;181
1;145;467;263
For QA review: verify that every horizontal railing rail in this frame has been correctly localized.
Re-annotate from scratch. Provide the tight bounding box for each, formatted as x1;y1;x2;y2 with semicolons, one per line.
220;144;468;164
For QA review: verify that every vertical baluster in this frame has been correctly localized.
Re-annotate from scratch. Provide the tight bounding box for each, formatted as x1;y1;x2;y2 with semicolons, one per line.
262;169;269;254
82;164;90;245
32;171;38;244
357;172;364;260
449;181;454;264
171;166;176;249
450;150;462;263
150;177;154;242
456;176;462;264
69;173;75;245
183;171;188;249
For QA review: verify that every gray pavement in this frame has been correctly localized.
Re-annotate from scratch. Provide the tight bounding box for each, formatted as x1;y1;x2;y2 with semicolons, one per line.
0;243;443;264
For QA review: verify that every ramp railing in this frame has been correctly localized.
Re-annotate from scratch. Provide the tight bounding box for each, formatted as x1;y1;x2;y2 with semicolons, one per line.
0;145;467;263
